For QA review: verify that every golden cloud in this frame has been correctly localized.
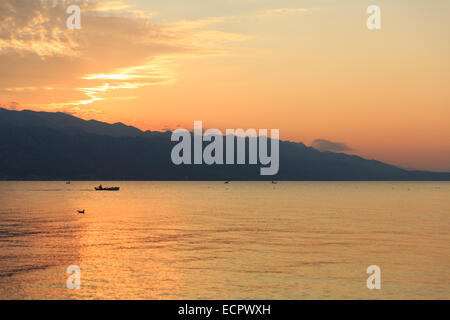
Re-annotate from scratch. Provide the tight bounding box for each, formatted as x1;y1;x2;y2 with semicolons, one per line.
0;0;250;114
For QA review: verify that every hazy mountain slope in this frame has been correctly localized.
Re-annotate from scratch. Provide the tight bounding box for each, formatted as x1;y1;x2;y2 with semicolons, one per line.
0;108;145;137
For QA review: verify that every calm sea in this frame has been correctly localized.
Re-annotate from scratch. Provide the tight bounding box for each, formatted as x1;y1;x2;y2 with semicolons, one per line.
0;181;448;299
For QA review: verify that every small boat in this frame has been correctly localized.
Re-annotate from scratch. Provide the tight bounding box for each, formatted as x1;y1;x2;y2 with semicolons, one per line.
272;181;278;184
94;185;120;191
224;181;230;184
66;181;71;184
77;210;85;214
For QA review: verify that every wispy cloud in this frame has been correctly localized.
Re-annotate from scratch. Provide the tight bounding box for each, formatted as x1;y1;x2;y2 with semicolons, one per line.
0;0;80;57
89;1;131;12
0;1;316;115
0;101;20;110
0;0;250;112
165;17;227;32
312;139;353;153
258;8;311;17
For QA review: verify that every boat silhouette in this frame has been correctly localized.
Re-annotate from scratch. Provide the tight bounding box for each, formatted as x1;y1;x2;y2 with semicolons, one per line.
94;185;120;191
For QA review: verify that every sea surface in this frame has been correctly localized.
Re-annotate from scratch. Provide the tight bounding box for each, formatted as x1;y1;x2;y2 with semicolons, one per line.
0;181;448;299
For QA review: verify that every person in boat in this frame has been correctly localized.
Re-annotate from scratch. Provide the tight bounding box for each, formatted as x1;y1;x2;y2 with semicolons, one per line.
98;184;103;190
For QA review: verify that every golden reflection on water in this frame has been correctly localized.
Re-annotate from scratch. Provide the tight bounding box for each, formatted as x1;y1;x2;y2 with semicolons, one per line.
0;181;449;299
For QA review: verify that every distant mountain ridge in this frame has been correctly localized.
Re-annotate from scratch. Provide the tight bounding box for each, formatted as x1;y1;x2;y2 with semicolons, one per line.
0;108;160;138
0;107;449;181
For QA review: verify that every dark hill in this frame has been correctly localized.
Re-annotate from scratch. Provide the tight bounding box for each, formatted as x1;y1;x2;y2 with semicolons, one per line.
0;108;448;180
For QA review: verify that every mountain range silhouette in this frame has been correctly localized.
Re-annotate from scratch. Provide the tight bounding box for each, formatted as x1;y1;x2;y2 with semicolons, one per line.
0;107;449;181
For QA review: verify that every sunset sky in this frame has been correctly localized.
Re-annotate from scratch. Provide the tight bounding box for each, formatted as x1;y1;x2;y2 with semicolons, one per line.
1;0;449;171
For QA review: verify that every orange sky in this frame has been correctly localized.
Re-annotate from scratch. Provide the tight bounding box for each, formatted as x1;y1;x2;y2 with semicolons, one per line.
0;0;449;171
